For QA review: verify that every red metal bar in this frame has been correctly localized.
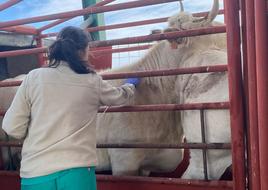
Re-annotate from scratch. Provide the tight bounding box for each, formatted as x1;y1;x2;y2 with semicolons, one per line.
37;0;116;32
38;19;72;33
0;0;21;11
0;102;229;117
240;0;251;188
91;45;151;55
0;171;233;190
0;141;23;147
97;175;233;190
0;47;47;58
0;25;38;35
36;34;46;67
255;0;268;190
0;0;180;28
87;17;168;33
0;26;226;59
40;9;224;38
0;81;21;87
97;142;231;149
245;0;260;189
88;9;225;33
98;102;229;113
224;0;247;189
0;141;231;149
101;65;228;80
89;26;226;47
0;65;228;87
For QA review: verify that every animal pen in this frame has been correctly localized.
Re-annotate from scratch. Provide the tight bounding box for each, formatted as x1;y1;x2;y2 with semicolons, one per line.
0;0;267;190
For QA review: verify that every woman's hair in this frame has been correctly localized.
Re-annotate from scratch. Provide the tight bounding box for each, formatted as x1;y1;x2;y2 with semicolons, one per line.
48;26;95;74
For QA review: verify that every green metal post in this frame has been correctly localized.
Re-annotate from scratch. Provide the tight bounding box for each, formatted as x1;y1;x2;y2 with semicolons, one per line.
82;0;106;40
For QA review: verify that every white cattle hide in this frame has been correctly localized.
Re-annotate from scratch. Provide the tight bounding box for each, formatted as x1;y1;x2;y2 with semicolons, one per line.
165;0;231;179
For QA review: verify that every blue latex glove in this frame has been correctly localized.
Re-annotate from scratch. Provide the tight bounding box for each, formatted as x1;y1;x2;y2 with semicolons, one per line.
125;78;140;87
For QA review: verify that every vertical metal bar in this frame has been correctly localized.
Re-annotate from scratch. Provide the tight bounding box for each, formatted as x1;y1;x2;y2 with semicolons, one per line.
244;0;261;189
239;0;252;189
36;33;45;67
255;0;268;190
200;109;208;180
224;0;247;189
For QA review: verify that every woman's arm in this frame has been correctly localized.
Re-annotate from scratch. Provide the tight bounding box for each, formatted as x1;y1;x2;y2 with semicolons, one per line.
99;78;137;106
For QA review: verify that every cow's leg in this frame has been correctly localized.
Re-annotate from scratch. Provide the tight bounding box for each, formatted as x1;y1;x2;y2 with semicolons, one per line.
206;149;232;179
181;150;205;179
182;149;232;179
96;149;111;172
108;149;145;176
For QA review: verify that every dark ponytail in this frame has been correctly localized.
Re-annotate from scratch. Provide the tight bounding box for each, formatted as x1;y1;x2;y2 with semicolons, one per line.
48;26;95;74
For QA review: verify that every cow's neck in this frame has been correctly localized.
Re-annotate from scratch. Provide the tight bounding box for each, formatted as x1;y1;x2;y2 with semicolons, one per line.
135;41;178;102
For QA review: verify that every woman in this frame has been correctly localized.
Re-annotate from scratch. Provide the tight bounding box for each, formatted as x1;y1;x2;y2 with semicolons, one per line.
2;26;139;190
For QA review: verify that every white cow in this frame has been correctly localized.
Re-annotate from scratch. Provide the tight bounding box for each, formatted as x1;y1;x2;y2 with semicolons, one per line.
95;42;185;176
0;48;185;176
96;0;231;179
165;0;231;179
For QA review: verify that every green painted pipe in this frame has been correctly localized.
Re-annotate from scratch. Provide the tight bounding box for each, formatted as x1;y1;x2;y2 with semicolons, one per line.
82;0;106;40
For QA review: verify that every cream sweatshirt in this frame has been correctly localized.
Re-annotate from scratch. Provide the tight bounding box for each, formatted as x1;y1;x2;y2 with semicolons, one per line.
2;62;135;178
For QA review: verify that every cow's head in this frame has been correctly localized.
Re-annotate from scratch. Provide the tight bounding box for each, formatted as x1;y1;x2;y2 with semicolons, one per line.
165;0;219;48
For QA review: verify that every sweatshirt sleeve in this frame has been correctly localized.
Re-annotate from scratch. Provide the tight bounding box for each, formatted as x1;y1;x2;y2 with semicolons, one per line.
2;76;31;139
99;77;135;106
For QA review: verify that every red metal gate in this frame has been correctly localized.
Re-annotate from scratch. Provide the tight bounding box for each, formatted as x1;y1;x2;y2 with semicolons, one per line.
0;0;267;190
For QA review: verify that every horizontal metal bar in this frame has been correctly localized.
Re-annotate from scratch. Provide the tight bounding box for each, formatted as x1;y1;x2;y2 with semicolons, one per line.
0;141;230;149
0;26;225;59
41;17;169;38
98;102;229;113
97;175;233;189
0;102;229;117
0;0;179;28
41;9;224;38
91;45;151;55
38;19;72;33
0;81;22;87
0;0;21;11
0;141;23;147
0;171;233;190
0;47;47;58
0;25;38;35
97;143;231;149
37;0;116;32
89;26;226;47
88;9;224;33
101;65;228;80
0;65;228;88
